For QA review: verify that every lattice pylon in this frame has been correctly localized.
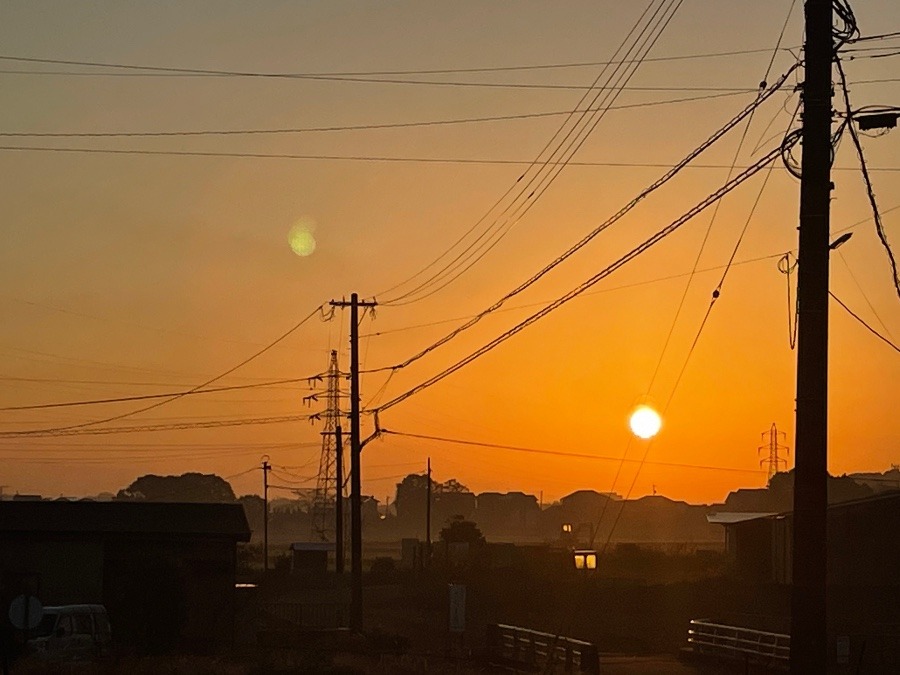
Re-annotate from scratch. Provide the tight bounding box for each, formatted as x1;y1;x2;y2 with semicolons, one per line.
311;350;342;541
758;422;790;482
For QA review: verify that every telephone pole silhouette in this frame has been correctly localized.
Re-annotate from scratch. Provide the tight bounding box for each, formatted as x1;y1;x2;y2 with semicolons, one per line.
425;457;432;567
329;293;376;633
792;0;833;670
758;423;790;481
262;458;271;573
310;350;342;543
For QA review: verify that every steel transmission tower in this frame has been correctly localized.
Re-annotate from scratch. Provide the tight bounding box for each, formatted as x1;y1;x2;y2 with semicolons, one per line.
310;350;343;542
758;423;790;481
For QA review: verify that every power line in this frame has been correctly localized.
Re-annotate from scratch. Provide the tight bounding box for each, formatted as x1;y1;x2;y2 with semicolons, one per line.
589;3;800;557
0;46;794;77
390;0;689;306
371;141;792;414
371;71;797;375
0;92;748;138
2;144;898;172
0;61;759;92
850;30;900;42
360;253;786;340
830;291;900;353
0;377;326;412
0;413;314;439
0;305;327;436
836;58;900;300
376;0;687;306
357;212;896;342
0;441;320;451
224;466;259;481
381;430;767;476
836;250;894;339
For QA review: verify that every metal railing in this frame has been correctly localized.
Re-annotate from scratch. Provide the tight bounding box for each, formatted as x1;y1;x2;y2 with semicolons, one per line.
687;619;790;664
486;623;600;674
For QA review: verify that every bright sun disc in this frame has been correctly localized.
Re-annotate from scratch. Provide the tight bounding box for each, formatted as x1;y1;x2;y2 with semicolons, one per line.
629;405;661;439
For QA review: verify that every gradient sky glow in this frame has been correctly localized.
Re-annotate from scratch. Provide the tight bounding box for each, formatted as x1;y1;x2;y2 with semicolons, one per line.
1;1;898;505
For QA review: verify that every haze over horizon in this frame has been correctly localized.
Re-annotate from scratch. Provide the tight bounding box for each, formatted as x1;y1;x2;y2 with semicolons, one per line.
1;1;898;505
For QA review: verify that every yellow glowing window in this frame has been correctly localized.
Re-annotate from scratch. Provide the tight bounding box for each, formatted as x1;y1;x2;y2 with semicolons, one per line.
573;550;597;570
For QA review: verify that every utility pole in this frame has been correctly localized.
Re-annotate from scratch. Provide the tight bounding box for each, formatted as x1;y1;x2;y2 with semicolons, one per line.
426;457;432;566
262;459;271;573
792;1;833;671
335;424;344;575
759;423;790;482
329;293;376;633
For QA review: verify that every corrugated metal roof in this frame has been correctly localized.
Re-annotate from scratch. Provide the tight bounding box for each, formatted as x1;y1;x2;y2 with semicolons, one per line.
707;512;778;525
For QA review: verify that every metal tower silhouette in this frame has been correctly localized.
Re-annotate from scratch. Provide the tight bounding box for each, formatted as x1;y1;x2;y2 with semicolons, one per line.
310;350;343;542
758;422;790;481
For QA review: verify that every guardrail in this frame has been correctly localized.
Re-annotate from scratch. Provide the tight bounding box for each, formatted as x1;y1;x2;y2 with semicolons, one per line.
687;619;789;665
486;623;600;674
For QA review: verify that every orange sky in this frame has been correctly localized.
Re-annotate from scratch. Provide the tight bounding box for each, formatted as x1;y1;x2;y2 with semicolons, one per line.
1;1;898;506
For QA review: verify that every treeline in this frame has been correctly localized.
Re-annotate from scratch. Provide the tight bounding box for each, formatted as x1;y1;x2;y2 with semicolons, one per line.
91;467;900;546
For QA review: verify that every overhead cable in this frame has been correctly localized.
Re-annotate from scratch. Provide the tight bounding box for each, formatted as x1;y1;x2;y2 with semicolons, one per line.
371;140;794;413
0;377;326;412
376;0;685;306
367;67;798;374
0;413;315;438
0;92;747;138
836;60;900;300
0;46;794;77
2;145;897;171
830;291;900;353
381;430;767;475
0;305;327;435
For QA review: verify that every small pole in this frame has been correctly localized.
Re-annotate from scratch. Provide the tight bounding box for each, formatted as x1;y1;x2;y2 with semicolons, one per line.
262;459;271;573
426;457;433;565
335;425;344;575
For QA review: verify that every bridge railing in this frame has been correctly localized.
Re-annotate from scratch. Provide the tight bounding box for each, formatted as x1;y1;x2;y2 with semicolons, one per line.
486;623;600;674
687;619;790;664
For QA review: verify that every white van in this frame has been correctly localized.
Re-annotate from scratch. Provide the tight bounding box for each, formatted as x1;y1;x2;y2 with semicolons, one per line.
29;604;112;660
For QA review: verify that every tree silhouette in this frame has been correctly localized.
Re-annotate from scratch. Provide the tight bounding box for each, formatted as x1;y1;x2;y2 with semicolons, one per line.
116;472;236;502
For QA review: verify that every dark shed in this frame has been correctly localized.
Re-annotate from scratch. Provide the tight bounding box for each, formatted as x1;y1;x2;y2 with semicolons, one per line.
0;501;250;652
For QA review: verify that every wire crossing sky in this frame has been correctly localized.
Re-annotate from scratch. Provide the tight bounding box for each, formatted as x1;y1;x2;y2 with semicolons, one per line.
0;0;898;502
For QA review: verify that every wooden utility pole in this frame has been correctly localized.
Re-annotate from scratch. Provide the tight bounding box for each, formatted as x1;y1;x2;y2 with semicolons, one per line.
791;0;833;671
426;457;433;565
262;459;271;573
330;293;376;632
335;425;344;575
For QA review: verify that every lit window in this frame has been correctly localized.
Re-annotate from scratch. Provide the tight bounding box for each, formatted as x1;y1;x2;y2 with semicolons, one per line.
573;550;598;570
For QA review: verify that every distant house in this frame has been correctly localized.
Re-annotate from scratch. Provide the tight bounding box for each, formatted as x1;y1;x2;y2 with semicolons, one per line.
0;500;250;652
475;491;540;537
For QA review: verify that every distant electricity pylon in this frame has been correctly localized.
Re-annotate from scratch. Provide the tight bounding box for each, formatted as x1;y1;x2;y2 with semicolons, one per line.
759;423;790;481
310;350;342;542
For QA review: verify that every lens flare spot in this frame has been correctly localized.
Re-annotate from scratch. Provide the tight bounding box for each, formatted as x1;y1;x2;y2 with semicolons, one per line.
288;224;317;257
629;405;662;439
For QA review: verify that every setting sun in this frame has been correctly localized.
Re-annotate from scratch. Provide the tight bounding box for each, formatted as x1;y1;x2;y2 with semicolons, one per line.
629;405;662;439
